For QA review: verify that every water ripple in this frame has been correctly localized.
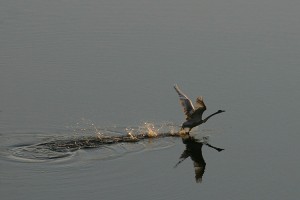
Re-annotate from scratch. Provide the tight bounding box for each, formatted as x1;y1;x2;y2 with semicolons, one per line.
3;122;180;163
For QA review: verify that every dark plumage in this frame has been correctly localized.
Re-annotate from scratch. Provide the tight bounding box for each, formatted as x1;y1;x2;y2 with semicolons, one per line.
174;84;225;134
174;135;224;183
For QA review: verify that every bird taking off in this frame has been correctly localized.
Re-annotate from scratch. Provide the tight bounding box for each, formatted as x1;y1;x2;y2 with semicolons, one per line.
174;84;225;134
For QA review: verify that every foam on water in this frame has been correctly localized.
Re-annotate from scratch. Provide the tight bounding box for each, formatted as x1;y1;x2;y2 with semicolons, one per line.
3;122;180;163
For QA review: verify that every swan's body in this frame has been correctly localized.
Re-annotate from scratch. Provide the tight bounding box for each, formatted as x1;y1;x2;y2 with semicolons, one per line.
174;84;225;134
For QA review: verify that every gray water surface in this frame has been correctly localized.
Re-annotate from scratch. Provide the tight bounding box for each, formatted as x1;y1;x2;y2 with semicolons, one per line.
1;0;300;199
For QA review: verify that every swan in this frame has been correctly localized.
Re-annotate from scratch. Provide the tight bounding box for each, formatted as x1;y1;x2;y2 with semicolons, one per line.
174;84;225;134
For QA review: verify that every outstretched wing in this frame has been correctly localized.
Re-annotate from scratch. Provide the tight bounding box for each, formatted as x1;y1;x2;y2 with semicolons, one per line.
174;84;194;119
191;96;206;119
174;149;190;168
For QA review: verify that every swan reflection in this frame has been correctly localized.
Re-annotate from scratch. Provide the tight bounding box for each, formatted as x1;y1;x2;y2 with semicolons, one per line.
174;134;224;183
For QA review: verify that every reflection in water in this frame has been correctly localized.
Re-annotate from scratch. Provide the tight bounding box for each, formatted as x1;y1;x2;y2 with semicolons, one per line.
174;134;224;183
7;122;224;168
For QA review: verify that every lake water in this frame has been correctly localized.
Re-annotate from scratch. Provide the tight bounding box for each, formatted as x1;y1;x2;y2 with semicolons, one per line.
1;0;300;199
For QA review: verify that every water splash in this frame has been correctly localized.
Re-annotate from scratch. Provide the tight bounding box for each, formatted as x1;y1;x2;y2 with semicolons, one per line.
45;121;180;152
72;118;104;137
123;122;178;139
6;121;181;162
125;127;138;140
144;122;158;137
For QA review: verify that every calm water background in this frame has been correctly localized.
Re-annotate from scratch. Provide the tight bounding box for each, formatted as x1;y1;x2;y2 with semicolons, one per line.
1;0;300;199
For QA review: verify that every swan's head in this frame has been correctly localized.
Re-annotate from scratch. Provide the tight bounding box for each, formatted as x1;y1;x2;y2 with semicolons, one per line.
217;110;225;113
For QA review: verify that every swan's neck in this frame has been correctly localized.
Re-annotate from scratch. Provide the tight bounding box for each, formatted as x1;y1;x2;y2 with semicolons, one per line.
203;111;222;123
